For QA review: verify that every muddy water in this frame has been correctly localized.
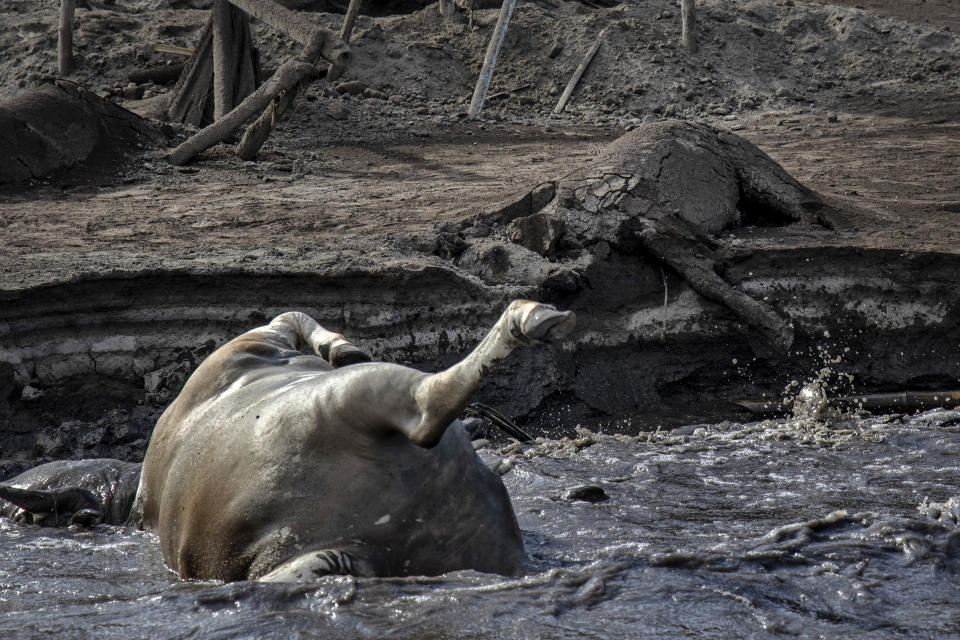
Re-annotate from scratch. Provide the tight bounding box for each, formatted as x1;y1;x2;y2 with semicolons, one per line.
1;409;959;639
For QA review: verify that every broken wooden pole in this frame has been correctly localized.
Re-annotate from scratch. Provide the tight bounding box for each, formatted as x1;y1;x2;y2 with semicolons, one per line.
225;0;348;66
554;29;605;114
680;0;697;53
58;0;75;76
212;0;235;120
167;59;313;165
467;0;516;119
327;0;362;80
236;27;331;160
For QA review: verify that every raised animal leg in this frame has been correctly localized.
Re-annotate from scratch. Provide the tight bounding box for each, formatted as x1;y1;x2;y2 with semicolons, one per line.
268;311;371;368
407;300;575;447
257;549;366;582
0;483;102;527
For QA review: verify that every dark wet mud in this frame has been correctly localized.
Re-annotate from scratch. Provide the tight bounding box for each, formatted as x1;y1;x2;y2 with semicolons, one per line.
2;408;958;639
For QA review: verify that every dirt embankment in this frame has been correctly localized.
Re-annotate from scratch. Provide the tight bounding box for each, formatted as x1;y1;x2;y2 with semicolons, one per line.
0;0;958;467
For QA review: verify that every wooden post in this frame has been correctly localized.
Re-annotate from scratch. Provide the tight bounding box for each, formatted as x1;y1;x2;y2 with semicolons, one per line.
553;29;604;114
212;0;235;120
58;0;75;76
167;60;314;165
467;0;516;119
328;0;362;80
681;0;697;53
236;28;329;160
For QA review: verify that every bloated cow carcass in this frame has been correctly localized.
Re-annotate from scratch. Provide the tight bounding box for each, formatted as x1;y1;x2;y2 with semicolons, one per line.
0;300;575;582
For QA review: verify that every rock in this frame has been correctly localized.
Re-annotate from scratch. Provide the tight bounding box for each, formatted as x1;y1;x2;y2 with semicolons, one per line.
509;213;564;256
335;81;366;96
388;94;405;105
562;485;608;502
363;88;388;100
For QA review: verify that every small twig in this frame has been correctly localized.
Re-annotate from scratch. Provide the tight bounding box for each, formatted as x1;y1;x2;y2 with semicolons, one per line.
155;43;196;57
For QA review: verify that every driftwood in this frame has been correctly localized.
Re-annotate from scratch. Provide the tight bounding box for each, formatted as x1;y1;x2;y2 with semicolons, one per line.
58;0;75;75
467;0;517;119
554;29;604;114
167;60;313;165
680;0;697;53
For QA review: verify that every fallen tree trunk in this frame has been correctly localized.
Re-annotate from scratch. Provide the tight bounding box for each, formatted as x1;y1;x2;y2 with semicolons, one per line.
167;60;313;165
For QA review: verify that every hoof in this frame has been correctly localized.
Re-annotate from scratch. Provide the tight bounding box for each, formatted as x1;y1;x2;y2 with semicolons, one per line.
520;304;576;343
329;343;372;368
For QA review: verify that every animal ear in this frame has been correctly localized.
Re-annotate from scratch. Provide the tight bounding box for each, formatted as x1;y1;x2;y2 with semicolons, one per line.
0;484;100;526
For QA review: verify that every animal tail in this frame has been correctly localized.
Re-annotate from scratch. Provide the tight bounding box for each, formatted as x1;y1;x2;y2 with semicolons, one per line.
464;402;533;442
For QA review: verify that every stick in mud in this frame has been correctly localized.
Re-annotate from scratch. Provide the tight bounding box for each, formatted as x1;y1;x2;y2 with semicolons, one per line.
680;0;697;53
212;0;236;120
553;29;605;114
167;60;314;165
327;0;362;80
58;0;75;76
467;0;517;119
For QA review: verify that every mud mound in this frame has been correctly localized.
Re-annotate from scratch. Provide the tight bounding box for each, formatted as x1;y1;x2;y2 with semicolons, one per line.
0;80;163;184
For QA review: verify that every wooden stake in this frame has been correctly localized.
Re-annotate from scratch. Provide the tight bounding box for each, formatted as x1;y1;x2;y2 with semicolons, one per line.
212;0;235;120
328;0;362;80
467;0;516;119
167;60;313;165
553;29;604;114
58;0;75;76
680;0;697;53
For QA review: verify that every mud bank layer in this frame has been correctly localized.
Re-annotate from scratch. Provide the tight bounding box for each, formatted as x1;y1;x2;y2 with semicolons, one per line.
1;246;958;462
